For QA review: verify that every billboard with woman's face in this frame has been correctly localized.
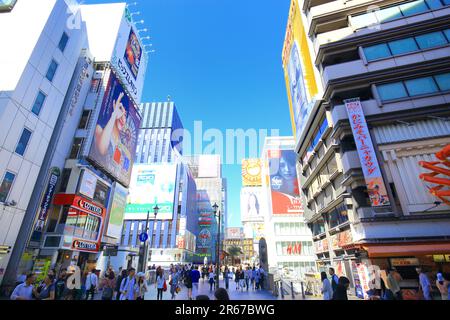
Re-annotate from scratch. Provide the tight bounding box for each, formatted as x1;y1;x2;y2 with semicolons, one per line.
267;149;303;215
88;71;141;187
240;188;264;222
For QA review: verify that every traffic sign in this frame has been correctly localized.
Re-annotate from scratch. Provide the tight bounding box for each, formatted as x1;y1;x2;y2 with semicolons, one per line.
139;233;148;242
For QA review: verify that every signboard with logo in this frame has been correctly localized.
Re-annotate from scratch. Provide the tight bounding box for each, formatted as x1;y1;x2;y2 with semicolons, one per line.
242;158;262;186
54;194;106;253
34;167;60;232
226;227;243;240
344;98;390;207
111;8;147;103
79;169;97;199
125;163;177;220
282;0;319;142
267;149;303;215
88;71;141;187
390;258;420;267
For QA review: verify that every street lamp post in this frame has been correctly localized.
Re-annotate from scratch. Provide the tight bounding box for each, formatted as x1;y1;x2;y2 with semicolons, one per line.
141;205;159;273
212;202;221;289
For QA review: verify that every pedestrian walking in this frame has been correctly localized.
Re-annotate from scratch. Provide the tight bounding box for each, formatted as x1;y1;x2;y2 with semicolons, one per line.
101;271;115;300
259;266;265;290
436;272;449;300
239;267;245;290
209;269;215;292
55;269;67;300
332;276;350;300
214;287;230;300
184;267;193;300
321;271;333;300
234;268;240;290
135;272;148;300
223;266;230;290
387;268;402;300
245;267;251;291
115;269;127;300
329;267;339;295
417;268;432;300
255;268;260;290
36;274;56;300
169;267;180;300
120;268;137;300
10;273;37;300
251;267;256;290
156;267;166;300
191;265;200;298
85;268;98;300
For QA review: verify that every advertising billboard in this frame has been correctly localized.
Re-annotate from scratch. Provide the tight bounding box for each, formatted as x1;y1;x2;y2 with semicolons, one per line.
111;8;147;103
125;163;177;220
282;0;319;142
267;149;303;215
240;187;265;222
198;155;221;178
79;169;97;199
344;98;390;207
88;71;141;187
106;182;128;239
34;167;60;232
242;158;262;187
226;227;243;239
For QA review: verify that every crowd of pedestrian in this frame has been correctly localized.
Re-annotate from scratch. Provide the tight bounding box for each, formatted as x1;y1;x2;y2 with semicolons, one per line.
320;266;450;301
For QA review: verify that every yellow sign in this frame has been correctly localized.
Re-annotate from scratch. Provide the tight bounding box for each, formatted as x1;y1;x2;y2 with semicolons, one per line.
242;159;262;187
282;0;319;141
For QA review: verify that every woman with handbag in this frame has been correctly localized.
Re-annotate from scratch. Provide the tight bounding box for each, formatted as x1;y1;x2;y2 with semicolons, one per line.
156;267;166;300
101;272;115;300
135;272;148;300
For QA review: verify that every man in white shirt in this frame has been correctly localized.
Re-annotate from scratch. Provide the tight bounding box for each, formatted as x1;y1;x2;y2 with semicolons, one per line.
85;268;98;300
120;268;136;300
10;274;37;300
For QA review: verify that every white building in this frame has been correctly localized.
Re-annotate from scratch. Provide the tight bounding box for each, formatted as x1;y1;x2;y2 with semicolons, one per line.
0;0;87;285
261;137;317;280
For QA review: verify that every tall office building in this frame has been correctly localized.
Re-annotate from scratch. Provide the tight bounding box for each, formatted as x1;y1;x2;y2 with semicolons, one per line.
184;155;225;265
0;0;151;290
113;102;198;270
283;0;450;297
261;137;317;279
0;0;89;287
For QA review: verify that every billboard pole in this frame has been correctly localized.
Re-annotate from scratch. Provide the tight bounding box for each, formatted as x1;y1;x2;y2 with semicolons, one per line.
213;203;220;289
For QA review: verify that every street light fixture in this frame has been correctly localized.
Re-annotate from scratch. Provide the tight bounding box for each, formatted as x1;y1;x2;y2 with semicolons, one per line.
212;202;221;289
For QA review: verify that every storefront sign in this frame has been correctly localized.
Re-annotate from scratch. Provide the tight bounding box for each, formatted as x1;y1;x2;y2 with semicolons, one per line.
356;263;371;300
72;240;98;252
344;98;390;207
390;258;420;267
34;168;60;232
338;229;353;248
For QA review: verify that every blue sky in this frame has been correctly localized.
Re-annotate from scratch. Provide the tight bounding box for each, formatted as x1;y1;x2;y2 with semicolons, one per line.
84;0;293;227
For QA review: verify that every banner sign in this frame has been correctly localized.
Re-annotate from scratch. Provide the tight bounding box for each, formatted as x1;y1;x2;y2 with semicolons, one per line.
344;98;390;207
35;168;60;232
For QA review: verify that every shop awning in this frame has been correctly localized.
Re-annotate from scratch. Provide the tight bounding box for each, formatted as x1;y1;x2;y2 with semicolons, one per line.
361;242;450;258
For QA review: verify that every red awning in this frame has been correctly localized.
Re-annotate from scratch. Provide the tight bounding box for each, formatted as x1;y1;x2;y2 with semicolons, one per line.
361;242;450;258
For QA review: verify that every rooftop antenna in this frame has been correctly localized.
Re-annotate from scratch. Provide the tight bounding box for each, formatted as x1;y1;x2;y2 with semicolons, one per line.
167;95;171;102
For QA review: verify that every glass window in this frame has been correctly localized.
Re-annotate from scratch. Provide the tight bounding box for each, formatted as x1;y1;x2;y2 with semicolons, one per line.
399;0;429;16
78;110;91;129
405;77;438;96
31;91;46;116
0;171;15;203
69;138;84;159
58;32;69;52
377;82;408;101
59;168;71;193
444;29;450;42
376;6;402;22
425;0;443;9
93;180;109;206
15;128;32;156
388;37;418;55
434;73;450;91
363;43;391;61
45;59;58;82
415;31;448;49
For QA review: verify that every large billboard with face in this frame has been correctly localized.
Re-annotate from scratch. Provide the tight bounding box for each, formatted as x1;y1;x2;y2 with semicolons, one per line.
240;187;265;222
282;0;319;142
125;163;177;220
242;158;262;187
88;71;141;187
111;8;147;103
267;149;303;215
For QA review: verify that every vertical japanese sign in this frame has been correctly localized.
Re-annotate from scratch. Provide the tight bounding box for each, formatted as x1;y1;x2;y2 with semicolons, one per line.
34;168;60;232
344;98;390;207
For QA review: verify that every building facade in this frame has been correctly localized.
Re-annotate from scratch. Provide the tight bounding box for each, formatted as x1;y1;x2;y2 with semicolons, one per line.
261;137;317;280
284;0;450;298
